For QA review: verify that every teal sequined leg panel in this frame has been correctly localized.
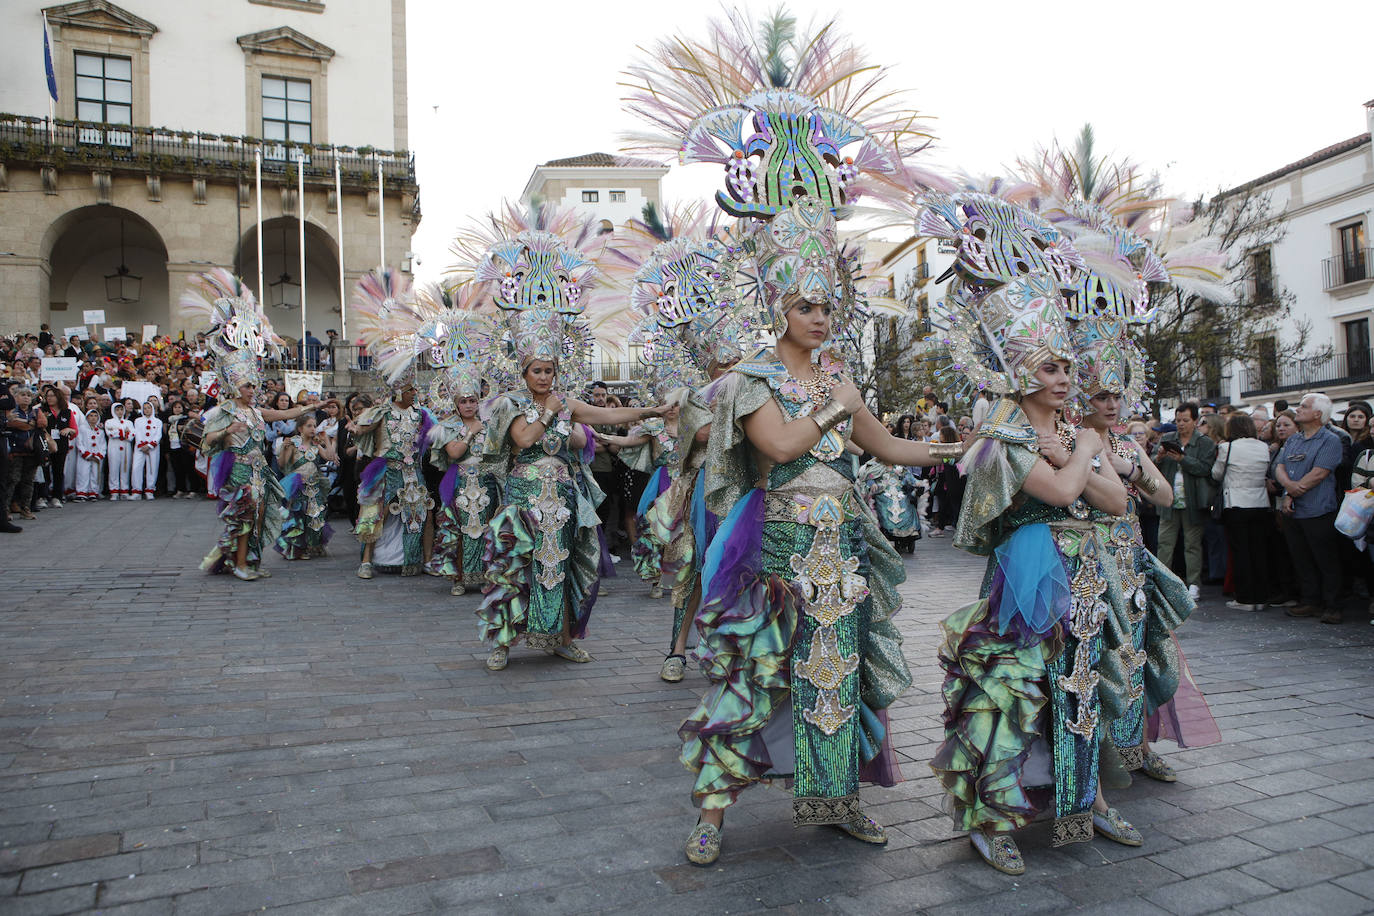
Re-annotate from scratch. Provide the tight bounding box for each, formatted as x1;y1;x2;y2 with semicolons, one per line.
1049;529;1108;845
766;508;867;826
521;471;574;647
1108;538;1150;769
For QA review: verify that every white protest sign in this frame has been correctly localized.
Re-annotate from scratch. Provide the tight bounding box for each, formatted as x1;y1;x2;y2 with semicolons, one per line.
104;326;127;342
119;381;161;405
199;372;218;394
282;370;325;399
40;357;79;381
83;309;106;324
141;324;158;341
63;326;86;340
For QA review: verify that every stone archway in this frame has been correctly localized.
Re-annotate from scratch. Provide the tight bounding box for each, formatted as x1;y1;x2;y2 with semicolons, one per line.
235;216;342;346
43;205;170;340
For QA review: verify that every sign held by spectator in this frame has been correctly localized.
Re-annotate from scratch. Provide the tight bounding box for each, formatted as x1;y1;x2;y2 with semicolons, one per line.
40;357;79;381
104;326;127;342
83;309;106;324
283;370;324;399
142;324;158;341
119;381;160;405
63;326;86;340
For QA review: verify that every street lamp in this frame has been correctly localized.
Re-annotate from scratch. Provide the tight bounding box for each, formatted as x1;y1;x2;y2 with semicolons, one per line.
268;224;300;309
104;218;142;303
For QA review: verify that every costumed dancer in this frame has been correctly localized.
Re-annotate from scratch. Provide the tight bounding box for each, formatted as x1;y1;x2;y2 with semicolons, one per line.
407;283;499;596
104;401;133;499
449;202;670;672
131;399;163;499
597;203;751;681
274;411;337;560
1021;152;1228;782
858;458;923;553
623;13;955;865
73;407;106;501
919;188;1142;875
180;270;316;581
350;269;438;579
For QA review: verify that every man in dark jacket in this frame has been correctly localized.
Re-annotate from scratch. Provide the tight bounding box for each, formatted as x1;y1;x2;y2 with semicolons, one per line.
1154;401;1216;599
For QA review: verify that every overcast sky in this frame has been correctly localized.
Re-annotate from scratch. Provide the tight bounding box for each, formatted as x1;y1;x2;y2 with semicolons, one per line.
404;0;1373;282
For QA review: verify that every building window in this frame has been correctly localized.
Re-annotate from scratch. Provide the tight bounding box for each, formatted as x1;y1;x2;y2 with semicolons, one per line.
74;52;133;146
262;76;312;149
1339;222;1368;285
581;190;600;203
609;190;626;203
1254;335;1278;391
1250;247;1274;303
1345;318;1371;378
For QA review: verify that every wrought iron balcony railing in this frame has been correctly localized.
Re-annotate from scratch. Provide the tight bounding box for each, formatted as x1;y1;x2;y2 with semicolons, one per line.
0;114;415;190
1323;248;1372;290
1240;347;1374;397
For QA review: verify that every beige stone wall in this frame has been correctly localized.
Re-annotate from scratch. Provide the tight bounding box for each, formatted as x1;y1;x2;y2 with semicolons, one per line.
0;163;414;338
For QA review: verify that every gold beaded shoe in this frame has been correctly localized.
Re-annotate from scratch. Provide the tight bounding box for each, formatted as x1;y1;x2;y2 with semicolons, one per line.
832;812;888;845
551;643;592;663
1092;806;1143;846
450;581;466;597
1140;750;1177;783
649;584;664;599
485;646;509;671
659;654;686;682
356;562;375;580
253;568;272;579
685;821;722;866
970;830;1024;875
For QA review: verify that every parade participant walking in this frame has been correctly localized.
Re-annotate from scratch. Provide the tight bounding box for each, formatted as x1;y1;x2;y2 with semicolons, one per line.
103;400;134;500
181;269;317;581
350;270;437;580
130;399;163;499
596;405;681;598
859;458;923;552
274;412;336;560
451;203;669;672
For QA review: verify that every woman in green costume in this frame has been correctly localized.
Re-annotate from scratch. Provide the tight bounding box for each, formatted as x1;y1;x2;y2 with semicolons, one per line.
427;390;497;596
595;408;681;598
274;412;337;560
179;269;317;582
919;190;1144;876
454;203;670;672
680;197;958;866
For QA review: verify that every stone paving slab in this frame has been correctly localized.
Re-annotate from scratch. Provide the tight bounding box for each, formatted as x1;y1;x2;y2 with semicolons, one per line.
1;498;1372;914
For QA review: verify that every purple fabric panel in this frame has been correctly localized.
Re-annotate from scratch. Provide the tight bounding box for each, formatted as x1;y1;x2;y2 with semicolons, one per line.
209;451;234;495
597;525;617;578
360;456;387;493
439;465;459;507
702;488;765;609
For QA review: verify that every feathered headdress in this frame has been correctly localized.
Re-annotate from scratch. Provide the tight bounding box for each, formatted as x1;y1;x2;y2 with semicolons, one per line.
621;11;935;217
178;268;280;392
1070;315;1151;417
921;185;1083;397
447;201;604;393
352;268;425;393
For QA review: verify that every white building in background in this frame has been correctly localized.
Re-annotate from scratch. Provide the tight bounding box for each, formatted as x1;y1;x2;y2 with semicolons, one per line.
521;153;669;231
1225;98;1374;407
0;0;416;347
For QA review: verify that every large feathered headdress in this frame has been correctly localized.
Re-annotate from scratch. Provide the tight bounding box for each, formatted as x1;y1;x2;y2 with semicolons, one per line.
448;202;605;393
178;268;280;392
622;11;934;217
352;268;424;394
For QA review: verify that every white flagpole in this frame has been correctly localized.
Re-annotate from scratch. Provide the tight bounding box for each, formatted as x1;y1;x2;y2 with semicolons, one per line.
255;149;264;303
298;151;307;366
335;158;346;343
377;162;385;271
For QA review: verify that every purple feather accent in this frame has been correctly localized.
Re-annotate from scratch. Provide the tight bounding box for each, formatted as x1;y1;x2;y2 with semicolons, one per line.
439;465;459;507
359;456;387;494
416;409;436;455
209;451;234;495
579;424;596;464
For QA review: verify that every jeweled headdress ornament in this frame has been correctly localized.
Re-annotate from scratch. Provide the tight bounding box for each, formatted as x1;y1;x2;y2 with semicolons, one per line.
177;268;280;392
1069;315;1151;416
920;185;1083;397
448;202;605;393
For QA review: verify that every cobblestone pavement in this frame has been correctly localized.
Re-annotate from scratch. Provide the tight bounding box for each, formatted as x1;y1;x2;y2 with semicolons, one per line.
1;499;1372;915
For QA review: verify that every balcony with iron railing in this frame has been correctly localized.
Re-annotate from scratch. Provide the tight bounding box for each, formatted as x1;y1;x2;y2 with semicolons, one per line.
1240;347;1374;397
0;114;416;191
1323;248;1373;292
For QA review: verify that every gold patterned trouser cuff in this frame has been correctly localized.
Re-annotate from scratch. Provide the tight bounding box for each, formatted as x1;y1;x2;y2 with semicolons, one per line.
793;794;860;827
525;633;562;650
1052;812;1093;847
1118;744;1145;771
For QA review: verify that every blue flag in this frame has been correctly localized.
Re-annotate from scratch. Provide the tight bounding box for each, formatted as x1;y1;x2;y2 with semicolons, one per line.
43;14;58;102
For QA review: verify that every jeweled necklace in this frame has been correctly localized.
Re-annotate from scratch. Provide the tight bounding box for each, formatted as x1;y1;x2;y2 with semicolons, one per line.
799;369;834;407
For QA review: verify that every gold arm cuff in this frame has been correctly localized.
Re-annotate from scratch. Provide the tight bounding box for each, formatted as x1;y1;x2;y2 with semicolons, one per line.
1138;474;1159;495
811;399;848;434
538;408;556;426
928;441;963;460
